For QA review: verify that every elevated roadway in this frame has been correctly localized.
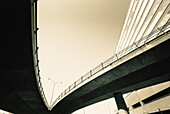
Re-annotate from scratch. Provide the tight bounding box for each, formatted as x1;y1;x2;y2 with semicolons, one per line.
51;24;170;113
2;0;49;113
1;0;170;114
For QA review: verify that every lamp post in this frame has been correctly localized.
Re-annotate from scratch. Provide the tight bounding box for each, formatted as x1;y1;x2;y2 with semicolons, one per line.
48;78;62;107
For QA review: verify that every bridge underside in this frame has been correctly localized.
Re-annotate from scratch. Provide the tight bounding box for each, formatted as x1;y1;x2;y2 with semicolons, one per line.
2;0;170;114
1;0;49;113
51;36;170;114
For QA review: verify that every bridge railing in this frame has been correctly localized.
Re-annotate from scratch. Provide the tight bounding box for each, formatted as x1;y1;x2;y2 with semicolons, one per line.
31;0;50;110
51;19;170;109
30;0;169;110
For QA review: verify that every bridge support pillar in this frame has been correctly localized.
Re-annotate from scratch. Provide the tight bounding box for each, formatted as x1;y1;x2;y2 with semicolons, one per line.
114;92;129;114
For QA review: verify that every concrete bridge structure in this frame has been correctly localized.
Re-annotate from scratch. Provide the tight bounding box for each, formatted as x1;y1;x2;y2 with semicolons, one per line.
2;0;49;113
1;0;170;114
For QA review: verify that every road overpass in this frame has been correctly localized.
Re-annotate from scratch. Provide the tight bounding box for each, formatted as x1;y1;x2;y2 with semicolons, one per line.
2;0;170;114
50;20;170;113
2;0;49;113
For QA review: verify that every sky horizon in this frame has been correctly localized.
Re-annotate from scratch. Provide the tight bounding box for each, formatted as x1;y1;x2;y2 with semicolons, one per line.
38;0;130;113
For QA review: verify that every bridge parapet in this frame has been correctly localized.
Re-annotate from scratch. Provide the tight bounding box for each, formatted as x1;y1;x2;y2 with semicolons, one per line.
50;19;170;109
30;0;50;110
30;0;169;109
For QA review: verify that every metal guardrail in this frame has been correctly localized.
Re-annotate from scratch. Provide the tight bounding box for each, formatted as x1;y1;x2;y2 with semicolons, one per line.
51;19;170;109
31;0;170;110
31;0;50;110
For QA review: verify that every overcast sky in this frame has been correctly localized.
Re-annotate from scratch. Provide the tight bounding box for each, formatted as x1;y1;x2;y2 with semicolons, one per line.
38;0;130;113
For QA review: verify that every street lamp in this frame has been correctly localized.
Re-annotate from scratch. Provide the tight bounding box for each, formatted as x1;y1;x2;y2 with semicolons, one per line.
48;78;62;107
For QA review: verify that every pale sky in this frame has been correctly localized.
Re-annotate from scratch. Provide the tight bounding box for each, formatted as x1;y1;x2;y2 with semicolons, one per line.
38;0;130;113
